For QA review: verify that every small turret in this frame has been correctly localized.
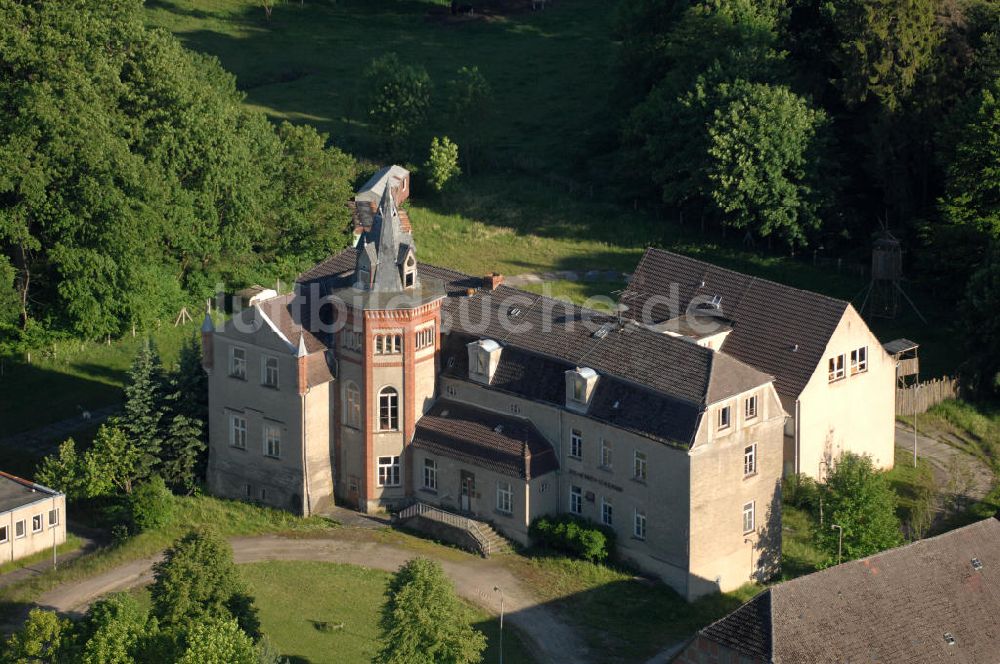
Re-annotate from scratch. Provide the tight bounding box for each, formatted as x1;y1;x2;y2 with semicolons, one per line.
355;185;418;292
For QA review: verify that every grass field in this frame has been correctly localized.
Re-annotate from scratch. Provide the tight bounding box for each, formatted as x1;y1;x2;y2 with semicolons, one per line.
0;320;201;435
127;561;536;664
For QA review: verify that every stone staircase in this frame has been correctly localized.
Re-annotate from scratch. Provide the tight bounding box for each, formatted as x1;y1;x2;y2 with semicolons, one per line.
396;502;513;557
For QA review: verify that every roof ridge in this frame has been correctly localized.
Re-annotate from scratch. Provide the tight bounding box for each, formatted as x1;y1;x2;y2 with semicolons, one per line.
642;248;851;308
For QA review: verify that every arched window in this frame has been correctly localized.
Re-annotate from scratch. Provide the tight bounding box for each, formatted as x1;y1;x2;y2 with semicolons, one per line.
378;387;399;431
345;382;361;429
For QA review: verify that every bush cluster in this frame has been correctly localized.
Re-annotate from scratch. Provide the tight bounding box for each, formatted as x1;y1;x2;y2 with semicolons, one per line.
529;515;615;562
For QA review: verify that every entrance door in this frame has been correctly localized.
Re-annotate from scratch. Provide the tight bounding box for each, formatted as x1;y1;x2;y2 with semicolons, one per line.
460;471;475;512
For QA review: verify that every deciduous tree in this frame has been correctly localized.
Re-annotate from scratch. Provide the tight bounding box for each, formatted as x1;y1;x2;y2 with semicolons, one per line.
816;453;902;564
362;53;433;157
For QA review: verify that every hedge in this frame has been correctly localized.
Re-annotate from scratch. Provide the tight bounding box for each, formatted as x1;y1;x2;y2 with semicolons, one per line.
528;515;615;562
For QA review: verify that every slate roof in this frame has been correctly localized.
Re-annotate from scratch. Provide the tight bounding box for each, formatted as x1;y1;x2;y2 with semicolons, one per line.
624;248;849;402
298;249;773;447
350;199;412;235
411;400;559;479
0;471;61;514
690;516;1000;664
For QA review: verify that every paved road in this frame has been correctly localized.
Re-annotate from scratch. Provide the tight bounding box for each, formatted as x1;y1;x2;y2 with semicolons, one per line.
30;535;587;664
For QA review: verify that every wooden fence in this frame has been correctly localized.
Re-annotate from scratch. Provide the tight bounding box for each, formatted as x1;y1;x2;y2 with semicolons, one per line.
896;377;960;415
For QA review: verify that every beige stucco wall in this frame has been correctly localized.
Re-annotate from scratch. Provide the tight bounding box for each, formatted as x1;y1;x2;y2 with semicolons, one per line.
302;381;335;512
795;305;896;479
688;385;784;598
207;322;309;513
0;493;66;565
439;374;785;600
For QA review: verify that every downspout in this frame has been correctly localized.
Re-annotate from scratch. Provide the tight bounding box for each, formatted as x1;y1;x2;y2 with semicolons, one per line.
794;399;801;476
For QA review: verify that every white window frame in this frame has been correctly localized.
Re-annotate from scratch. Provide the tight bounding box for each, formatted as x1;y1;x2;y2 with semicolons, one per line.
601;498;613;526
745;395;758;420
48;509;59;528
496;481;513;514
423;458;437;491
570;486;582;515
263;425;281;459
633;510;646;540
570;430;583;459
743;501;756;534
378;387;399;431
261;355;279;388
850;346;868;375
377;456;401;487
600;439;612;469
0;525;7;544
633;450;647;482
229;414;247;450
828;354;846;382
572;378;585;402
31;514;42;533
15;519;25;539
229;345;247;379
744;443;757;477
417;324;435;350
375;334;402;355
345;382;362;429
244;484;253;499
719;405;732;430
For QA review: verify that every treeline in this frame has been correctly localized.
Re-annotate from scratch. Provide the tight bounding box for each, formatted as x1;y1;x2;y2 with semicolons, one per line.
0;0;357;348
610;0;1000;390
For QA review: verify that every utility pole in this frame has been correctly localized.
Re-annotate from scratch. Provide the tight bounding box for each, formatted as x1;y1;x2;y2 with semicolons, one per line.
494;585;504;664
831;524;844;565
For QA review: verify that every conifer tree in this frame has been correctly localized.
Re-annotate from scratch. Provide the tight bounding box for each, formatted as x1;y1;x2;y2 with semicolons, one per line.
122;340;165;479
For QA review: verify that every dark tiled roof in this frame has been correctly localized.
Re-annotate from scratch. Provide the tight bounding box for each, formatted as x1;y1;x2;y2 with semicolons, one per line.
624;248;848;401
698;516;1000;664
701;591;772;661
298;249;771;447
412;400;558;479
0;471;60;513
440;333;701;447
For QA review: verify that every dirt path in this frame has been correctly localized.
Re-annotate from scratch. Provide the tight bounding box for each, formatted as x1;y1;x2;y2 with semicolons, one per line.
893;422;995;502
31;534;586;664
0;404;120;454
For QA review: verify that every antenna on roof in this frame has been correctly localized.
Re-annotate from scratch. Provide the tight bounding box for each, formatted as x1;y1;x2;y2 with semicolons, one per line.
616;303;629;329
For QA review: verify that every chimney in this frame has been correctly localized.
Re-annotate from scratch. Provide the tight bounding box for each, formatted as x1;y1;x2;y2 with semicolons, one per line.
484;272;504;291
200;306;214;373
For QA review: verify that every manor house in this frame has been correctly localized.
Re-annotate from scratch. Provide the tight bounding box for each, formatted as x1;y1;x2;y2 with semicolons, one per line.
203;184;842;600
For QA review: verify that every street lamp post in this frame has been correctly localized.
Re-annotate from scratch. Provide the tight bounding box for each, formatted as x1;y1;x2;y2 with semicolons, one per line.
494;585;504;664
830;524;844;565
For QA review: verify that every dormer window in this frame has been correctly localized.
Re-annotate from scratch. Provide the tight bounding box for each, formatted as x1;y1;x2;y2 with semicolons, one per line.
467;339;501;385
403;255;416;288
565;367;598;413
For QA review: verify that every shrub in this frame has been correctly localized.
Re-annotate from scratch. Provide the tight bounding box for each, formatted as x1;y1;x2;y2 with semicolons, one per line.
129;476;174;532
426;136;461;192
529;515;615;562
783;473;820;511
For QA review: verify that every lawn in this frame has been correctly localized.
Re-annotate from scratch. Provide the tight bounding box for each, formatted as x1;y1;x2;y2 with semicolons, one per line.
503;553;760;662
0;319;202;435
240;560;536;664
